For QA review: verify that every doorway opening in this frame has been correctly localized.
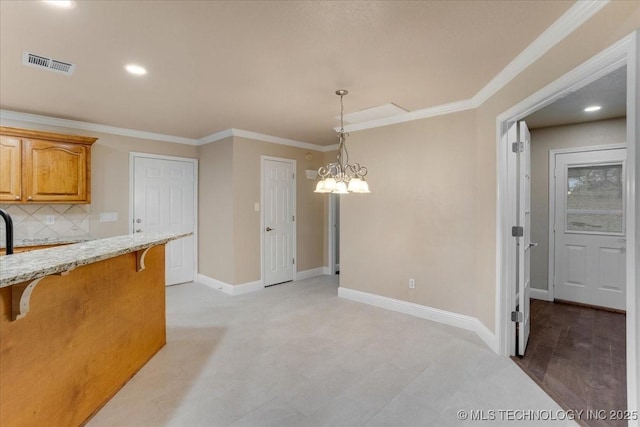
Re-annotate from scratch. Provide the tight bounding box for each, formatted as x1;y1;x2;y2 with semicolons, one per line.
496;33;637;417
328;193;340;275
515;107;627;417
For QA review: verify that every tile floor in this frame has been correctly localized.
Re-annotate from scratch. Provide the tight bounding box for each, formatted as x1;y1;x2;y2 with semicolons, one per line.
89;276;575;426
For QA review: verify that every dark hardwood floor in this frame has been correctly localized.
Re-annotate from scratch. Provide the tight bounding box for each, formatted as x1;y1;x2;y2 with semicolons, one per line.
513;300;626;427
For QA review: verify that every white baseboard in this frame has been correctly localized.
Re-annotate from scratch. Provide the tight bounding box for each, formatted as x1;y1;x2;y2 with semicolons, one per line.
530;288;553;301
338;286;499;353
233;280;264;295
474;320;499;354
197;274;232;293
197;274;264;296
295;267;325;281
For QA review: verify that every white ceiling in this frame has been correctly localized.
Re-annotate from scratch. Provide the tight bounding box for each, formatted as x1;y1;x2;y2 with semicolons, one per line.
525;66;627;129
0;1;574;145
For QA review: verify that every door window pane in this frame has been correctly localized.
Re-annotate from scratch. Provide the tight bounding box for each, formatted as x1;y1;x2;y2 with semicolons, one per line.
566;164;623;233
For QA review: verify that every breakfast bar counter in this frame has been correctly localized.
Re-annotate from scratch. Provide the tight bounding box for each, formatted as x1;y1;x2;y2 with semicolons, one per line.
0;232;190;288
0;232;189;427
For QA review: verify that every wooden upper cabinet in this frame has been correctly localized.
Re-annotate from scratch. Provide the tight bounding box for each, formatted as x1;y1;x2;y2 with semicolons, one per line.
0;127;97;204
0;136;22;202
24;140;89;202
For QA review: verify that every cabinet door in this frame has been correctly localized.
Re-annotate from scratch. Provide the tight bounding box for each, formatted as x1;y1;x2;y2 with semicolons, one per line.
0;136;22;202
24;139;89;203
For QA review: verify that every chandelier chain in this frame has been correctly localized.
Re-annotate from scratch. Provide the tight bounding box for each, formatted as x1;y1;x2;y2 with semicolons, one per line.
340;93;344;133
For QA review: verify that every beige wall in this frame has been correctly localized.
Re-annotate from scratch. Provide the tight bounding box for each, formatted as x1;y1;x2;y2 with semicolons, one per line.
341;1;640;331
0;119;198;239
529;118;626;294
342;110;477;315
198;137;234;283
198;136;327;285
232;137;326;283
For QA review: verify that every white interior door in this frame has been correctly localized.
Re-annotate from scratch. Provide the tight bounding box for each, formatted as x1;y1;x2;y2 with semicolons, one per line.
133;156;196;286
516;121;532;356
263;158;295;286
554;148;626;310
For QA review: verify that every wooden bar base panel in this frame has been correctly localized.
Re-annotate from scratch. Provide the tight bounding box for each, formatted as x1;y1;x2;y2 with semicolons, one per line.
0;245;167;427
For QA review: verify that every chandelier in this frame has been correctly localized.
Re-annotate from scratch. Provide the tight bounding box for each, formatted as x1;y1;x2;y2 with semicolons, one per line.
314;90;370;194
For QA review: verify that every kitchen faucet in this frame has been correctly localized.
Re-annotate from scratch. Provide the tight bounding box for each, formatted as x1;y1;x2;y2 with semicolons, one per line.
0;209;14;255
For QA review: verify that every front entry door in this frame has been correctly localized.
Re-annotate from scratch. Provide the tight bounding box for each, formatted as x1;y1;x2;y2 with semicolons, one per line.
553;148;626;310
263;158;295;286
133;156;196;286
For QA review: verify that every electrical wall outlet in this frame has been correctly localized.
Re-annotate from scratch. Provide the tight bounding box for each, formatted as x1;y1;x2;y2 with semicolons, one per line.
409;278;415;289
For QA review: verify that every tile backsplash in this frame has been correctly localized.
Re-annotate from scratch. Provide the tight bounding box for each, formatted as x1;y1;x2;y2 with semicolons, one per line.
0;204;90;243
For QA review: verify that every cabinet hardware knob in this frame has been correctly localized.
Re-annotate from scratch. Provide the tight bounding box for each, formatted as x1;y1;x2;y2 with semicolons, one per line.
27;196;33;201
14;195;19;200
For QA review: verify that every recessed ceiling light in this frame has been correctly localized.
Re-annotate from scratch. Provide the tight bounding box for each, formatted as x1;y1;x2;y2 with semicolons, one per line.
43;0;76;8
584;105;602;112
125;64;147;76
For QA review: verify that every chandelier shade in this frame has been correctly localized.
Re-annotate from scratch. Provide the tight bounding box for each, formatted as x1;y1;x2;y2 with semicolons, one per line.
314;90;371;194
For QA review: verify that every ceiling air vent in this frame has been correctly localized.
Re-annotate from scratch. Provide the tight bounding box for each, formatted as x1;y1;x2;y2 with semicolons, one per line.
22;51;76;76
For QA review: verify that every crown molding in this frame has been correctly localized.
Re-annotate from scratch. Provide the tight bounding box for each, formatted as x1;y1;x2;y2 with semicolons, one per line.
196;128;335;152
342;0;610;134
230;128;333;152
497;32;631;123
472;0;610;106
0;109;336;152
0;109;197;145
196;128;234;145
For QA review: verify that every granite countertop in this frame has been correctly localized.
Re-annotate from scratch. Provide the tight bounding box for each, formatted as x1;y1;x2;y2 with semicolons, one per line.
1;236;95;249
0;232;191;288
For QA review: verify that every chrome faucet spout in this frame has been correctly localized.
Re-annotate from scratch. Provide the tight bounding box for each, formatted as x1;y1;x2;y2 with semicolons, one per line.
0;209;14;255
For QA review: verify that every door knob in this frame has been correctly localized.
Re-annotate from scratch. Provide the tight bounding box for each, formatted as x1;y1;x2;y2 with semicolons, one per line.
266;227;273;232
136;229;143;233
528;242;538;248
136;218;142;223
